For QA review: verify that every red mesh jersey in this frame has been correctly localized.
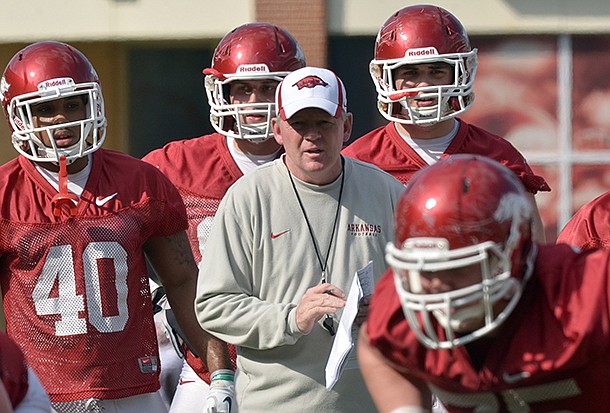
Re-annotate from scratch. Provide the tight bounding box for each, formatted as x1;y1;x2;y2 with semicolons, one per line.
367;244;610;411
144;134;244;263
0;149;188;402
342;120;550;194
143;134;280;380
556;190;610;250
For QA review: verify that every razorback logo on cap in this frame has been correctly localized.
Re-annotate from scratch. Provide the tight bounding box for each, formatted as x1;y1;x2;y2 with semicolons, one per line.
293;75;328;90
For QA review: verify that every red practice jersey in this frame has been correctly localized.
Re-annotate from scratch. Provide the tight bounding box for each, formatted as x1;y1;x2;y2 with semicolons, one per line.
143;134;266;380
366;244;610;412
556;191;610;250
0;331;28;409
0;149;188;402
144;134;248;263
342;120;550;193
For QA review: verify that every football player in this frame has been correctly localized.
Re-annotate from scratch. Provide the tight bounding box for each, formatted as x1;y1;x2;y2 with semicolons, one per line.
556;182;610;249
359;154;610;412
0;41;231;413
342;4;550;242
142;23;306;413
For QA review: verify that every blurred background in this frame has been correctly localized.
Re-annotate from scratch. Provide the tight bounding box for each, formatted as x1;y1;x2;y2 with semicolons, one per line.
1;0;610;242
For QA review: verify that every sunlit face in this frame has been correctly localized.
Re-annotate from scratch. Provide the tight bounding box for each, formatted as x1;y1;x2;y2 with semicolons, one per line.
226;78;283;152
394;62;454;89
393;62;453;111
229;79;279;125
272;108;352;185
31;96;87;148
392;62;455;134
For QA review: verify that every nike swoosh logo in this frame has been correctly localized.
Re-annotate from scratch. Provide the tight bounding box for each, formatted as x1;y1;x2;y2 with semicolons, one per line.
223;396;232;411
95;192;118;207
502;371;531;384
179;379;196;385
271;229;290;239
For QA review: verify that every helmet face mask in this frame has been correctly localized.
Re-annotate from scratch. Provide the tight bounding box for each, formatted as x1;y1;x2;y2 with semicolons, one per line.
205;73;283;143
9;81;104;163
1;42;106;163
370;5;478;125
371;51;477;125
385;155;535;349
204;23;306;143
387;238;524;349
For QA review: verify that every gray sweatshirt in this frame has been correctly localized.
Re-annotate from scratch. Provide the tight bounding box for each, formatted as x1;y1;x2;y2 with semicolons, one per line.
196;155;404;412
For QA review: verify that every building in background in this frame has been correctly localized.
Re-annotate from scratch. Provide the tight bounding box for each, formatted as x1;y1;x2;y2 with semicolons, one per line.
0;0;610;241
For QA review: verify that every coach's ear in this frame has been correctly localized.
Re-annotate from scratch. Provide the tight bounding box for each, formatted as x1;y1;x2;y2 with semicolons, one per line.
272;117;283;146
342;112;353;143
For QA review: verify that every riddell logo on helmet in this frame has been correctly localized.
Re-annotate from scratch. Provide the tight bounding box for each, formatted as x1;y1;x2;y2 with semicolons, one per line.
42;79;69;88
37;77;76;94
405;47;439;57
13;117;25;131
236;64;270;73
293;75;328;90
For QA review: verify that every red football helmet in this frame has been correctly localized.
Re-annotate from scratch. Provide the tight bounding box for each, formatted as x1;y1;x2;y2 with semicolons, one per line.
385;155;535;349
1;41;106;163
370;5;477;125
203;23;306;143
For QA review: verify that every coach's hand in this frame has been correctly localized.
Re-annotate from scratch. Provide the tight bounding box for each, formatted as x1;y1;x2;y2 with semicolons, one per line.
296;283;346;334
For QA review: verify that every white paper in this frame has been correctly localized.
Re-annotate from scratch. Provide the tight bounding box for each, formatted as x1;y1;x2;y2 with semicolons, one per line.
325;261;373;390
356;260;374;299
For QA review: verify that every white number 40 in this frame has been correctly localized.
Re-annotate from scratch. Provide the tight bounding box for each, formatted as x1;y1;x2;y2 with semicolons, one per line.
32;242;129;336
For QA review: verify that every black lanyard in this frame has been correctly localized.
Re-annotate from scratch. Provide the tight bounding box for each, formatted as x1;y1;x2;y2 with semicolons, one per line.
287;160;345;335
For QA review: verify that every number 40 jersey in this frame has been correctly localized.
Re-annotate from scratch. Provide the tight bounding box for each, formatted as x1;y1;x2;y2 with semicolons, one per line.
0;149;188;403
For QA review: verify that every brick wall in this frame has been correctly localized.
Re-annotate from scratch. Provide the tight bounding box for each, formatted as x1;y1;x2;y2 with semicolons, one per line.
255;0;327;68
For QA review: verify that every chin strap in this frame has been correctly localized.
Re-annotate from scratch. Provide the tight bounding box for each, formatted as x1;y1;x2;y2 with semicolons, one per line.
51;155;79;217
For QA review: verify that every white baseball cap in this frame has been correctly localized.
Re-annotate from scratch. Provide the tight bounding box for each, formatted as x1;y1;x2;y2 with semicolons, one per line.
276;66;348;121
